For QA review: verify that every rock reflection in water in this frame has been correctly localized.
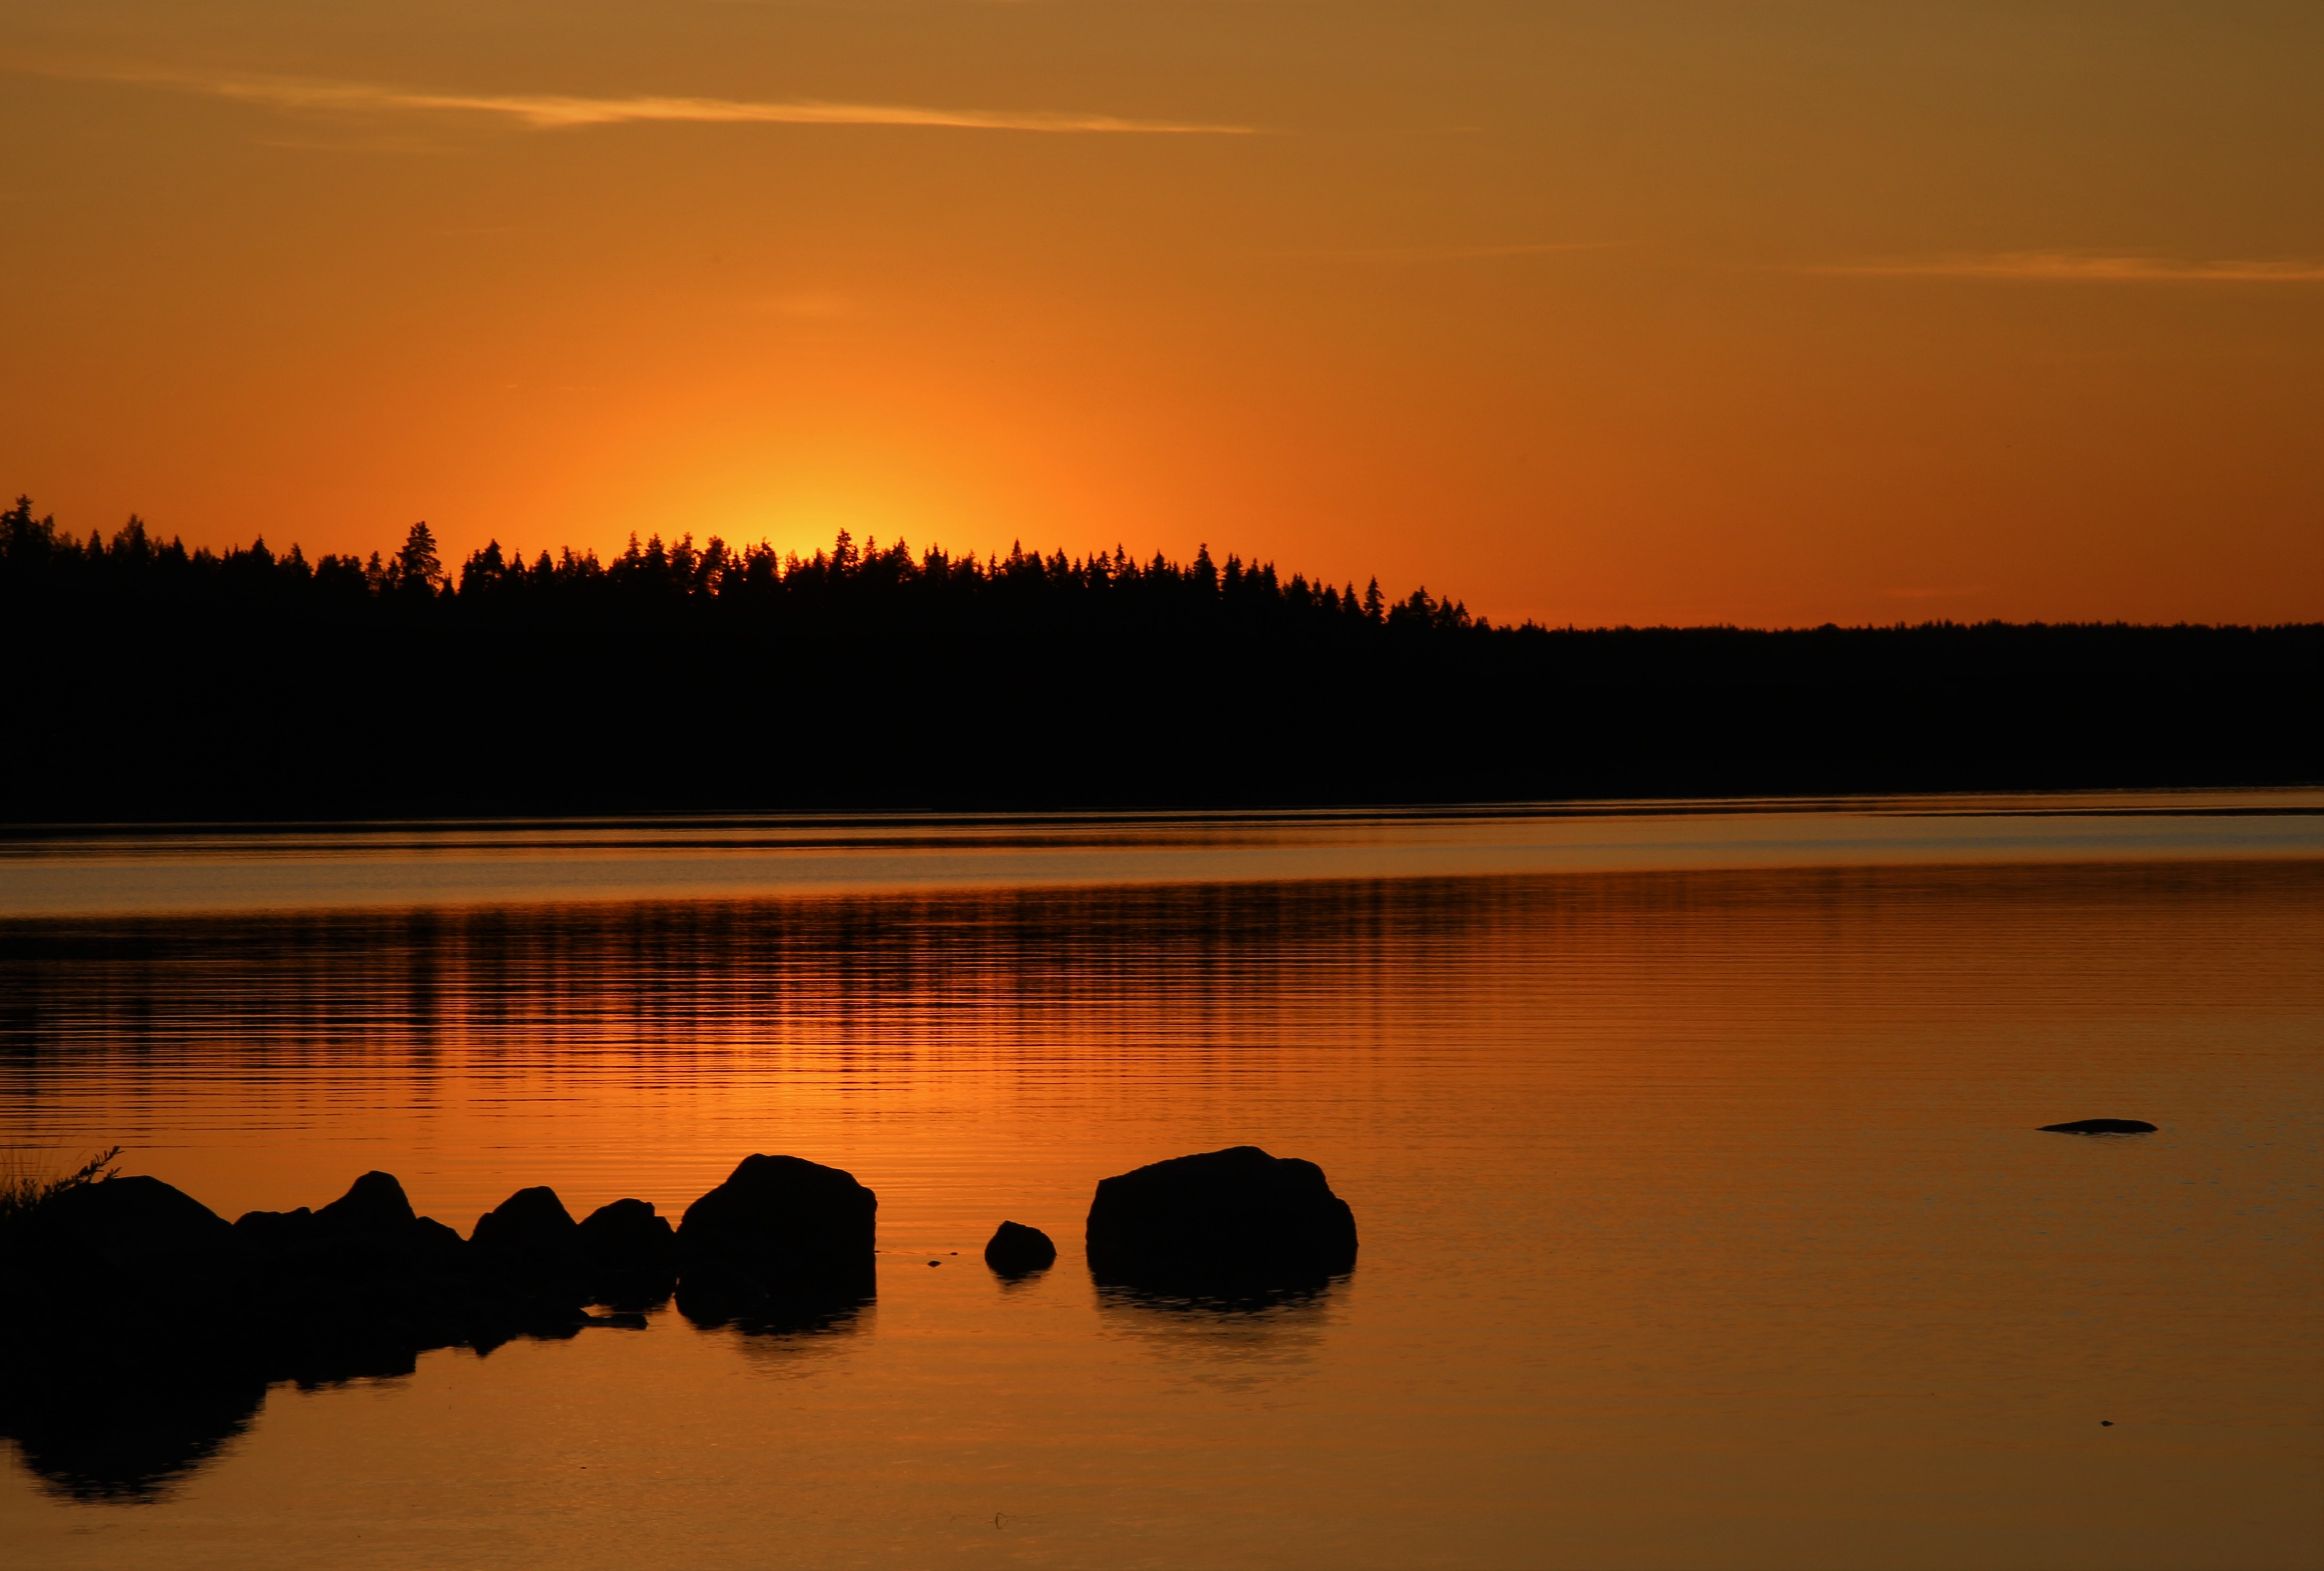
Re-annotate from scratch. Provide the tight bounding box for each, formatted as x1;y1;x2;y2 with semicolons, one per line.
0;1352;267;1504
676;1284;874;1341
1094;1273;1351;1390
727;1312;874;1380
1;1290;877;1502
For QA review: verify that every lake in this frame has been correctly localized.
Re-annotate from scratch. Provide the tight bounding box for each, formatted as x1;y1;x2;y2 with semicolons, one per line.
2;793;2319;1569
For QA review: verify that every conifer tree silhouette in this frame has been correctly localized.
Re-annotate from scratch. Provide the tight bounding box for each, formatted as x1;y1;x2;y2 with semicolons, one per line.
394;521;444;595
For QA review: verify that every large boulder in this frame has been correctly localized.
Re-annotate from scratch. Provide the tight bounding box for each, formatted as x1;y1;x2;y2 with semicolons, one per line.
0;1177;268;1503
14;1177;233;1274
1;1178;256;1392
983;1221;1057;1276
1086;1146;1358;1291
674;1155;877;1317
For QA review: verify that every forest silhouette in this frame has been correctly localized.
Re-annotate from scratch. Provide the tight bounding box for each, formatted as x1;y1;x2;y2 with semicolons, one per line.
4;498;2316;819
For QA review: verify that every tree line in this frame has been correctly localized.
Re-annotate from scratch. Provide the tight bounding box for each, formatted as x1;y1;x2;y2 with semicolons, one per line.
5;497;2317;818
0;504;1478;639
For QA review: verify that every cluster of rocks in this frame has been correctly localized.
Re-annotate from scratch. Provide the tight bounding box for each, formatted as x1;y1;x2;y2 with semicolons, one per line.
0;1152;899;1375
0;1143;1357;1497
3;1142;1356;1337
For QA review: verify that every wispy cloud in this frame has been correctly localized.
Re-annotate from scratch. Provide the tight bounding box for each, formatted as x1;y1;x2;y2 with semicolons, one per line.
1809;252;2324;283
1277;241;1616;262
95;67;1254;136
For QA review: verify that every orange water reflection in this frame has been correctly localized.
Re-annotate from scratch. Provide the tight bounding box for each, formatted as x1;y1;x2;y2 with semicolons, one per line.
1;853;2319;1568
4;790;2318;919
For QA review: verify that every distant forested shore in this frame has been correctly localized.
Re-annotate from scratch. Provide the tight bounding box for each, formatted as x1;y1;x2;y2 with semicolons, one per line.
5;498;2317;819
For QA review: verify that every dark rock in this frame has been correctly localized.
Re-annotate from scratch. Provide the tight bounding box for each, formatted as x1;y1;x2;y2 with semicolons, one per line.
0;1166;608;1494
235;1174;467;1286
234;1192;463;1291
578;1198;676;1309
983;1221;1057;1276
2;1158;864;1498
1086;1145;1358;1291
2039;1119;2159;1135
314;1171;417;1235
579;1198;675;1278
676;1154;876;1285
470;1186;585;1281
406;1215;469;1271
2;1181;297;1499
18;1177;234;1272
675;1155;876;1322
232;1206;316;1253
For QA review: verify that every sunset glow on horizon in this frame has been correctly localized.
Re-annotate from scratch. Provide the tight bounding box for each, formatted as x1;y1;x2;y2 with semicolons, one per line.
5;1;2321;628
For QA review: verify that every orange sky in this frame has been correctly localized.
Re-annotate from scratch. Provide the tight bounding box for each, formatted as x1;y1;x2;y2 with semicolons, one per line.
4;1;2320;627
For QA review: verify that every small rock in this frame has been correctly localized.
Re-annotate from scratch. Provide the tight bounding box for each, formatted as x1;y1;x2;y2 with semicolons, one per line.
2038;1119;2158;1135
982;1221;1057;1276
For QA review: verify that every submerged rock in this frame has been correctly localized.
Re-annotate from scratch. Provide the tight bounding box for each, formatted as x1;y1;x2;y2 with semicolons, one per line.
2039;1119;2159;1135
982;1221;1057;1276
1085;1145;1357;1291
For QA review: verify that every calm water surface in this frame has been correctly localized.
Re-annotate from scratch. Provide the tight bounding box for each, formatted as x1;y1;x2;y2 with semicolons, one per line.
2;794;2319;1569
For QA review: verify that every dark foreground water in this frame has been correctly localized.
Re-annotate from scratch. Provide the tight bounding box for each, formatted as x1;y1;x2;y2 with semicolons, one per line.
1;795;2319;1569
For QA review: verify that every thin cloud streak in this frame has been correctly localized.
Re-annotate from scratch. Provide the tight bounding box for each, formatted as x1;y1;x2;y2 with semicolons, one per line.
1273;241;1617;262
169;71;1254;136
1810;252;2324;283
